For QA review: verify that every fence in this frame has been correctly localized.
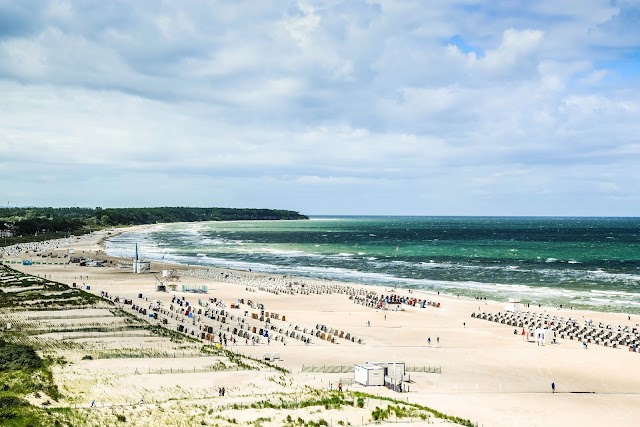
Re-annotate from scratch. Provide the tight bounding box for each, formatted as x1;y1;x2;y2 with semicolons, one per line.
87;350;212;360
301;365;442;374
138;365;247;375
406;366;442;374
61;332;154;340
26;313;114;321
302;365;354;373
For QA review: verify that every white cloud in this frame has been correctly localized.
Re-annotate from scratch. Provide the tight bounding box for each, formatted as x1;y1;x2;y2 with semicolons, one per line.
283;2;321;48
0;1;638;215
446;28;544;78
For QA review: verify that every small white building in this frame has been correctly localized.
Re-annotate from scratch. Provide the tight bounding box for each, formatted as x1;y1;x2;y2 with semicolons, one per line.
534;328;554;345
354;364;385;386
366;361;406;379
504;298;522;313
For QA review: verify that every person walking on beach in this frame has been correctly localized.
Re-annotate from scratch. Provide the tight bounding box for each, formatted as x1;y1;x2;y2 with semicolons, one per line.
551;382;555;393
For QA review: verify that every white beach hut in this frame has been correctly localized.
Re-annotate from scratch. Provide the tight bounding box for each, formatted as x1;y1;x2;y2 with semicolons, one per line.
354;364;385;386
505;298;521;313
534;328;553;345
366;361;406;379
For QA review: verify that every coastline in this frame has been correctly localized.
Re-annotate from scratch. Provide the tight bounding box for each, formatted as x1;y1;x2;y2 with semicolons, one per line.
101;218;640;317
3;222;638;327
104;222;640;320
2;224;640;426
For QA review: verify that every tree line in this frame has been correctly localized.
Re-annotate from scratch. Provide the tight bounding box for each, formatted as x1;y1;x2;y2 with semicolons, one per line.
0;207;308;238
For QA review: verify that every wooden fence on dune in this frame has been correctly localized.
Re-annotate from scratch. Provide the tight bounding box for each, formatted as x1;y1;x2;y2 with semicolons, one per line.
301;365;441;374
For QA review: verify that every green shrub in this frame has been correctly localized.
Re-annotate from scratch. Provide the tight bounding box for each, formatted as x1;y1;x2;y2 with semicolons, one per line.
0;341;43;371
0;395;30;408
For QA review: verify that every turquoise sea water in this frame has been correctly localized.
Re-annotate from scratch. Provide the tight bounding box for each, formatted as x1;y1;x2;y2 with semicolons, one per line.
105;217;640;314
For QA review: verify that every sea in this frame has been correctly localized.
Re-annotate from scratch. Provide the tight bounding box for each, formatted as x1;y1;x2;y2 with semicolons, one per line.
104;216;640;314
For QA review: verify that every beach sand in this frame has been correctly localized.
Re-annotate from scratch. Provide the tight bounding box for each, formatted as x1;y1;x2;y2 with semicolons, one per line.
2;227;640;426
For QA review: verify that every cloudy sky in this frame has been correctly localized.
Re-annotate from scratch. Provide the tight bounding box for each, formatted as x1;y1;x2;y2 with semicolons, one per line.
1;1;639;215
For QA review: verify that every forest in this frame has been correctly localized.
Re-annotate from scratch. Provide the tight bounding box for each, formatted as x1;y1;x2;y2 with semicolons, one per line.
0;207;308;246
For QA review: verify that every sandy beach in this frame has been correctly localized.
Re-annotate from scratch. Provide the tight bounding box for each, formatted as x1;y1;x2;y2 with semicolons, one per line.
2;227;640;427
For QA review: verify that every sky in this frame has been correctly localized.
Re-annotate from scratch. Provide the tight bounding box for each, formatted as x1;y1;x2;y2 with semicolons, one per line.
1;0;639;216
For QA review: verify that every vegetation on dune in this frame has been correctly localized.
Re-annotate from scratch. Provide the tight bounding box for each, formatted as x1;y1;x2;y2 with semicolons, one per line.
0;339;61;427
0;264;477;427
0;341;43;372
0;206;308;247
0;265;102;309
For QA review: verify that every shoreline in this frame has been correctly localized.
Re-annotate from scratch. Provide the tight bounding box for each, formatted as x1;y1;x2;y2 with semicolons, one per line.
2;226;640;426
3;222;638;324
104;222;640;319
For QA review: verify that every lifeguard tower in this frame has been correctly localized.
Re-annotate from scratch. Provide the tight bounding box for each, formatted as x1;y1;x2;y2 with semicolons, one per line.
132;244;150;274
154;269;180;292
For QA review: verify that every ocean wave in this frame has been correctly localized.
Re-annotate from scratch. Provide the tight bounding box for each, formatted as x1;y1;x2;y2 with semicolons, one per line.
199;238;229;245
105;223;640;313
590;289;638;297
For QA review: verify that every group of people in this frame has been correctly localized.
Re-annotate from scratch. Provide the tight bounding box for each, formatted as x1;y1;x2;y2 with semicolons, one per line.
328;382;343;392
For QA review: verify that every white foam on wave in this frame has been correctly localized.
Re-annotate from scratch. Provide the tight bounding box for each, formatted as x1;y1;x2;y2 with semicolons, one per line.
227;246;323;259
583;270;640;285
253;247;307;256
591;289;637;297
199;238;229;245
105;226;640;312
